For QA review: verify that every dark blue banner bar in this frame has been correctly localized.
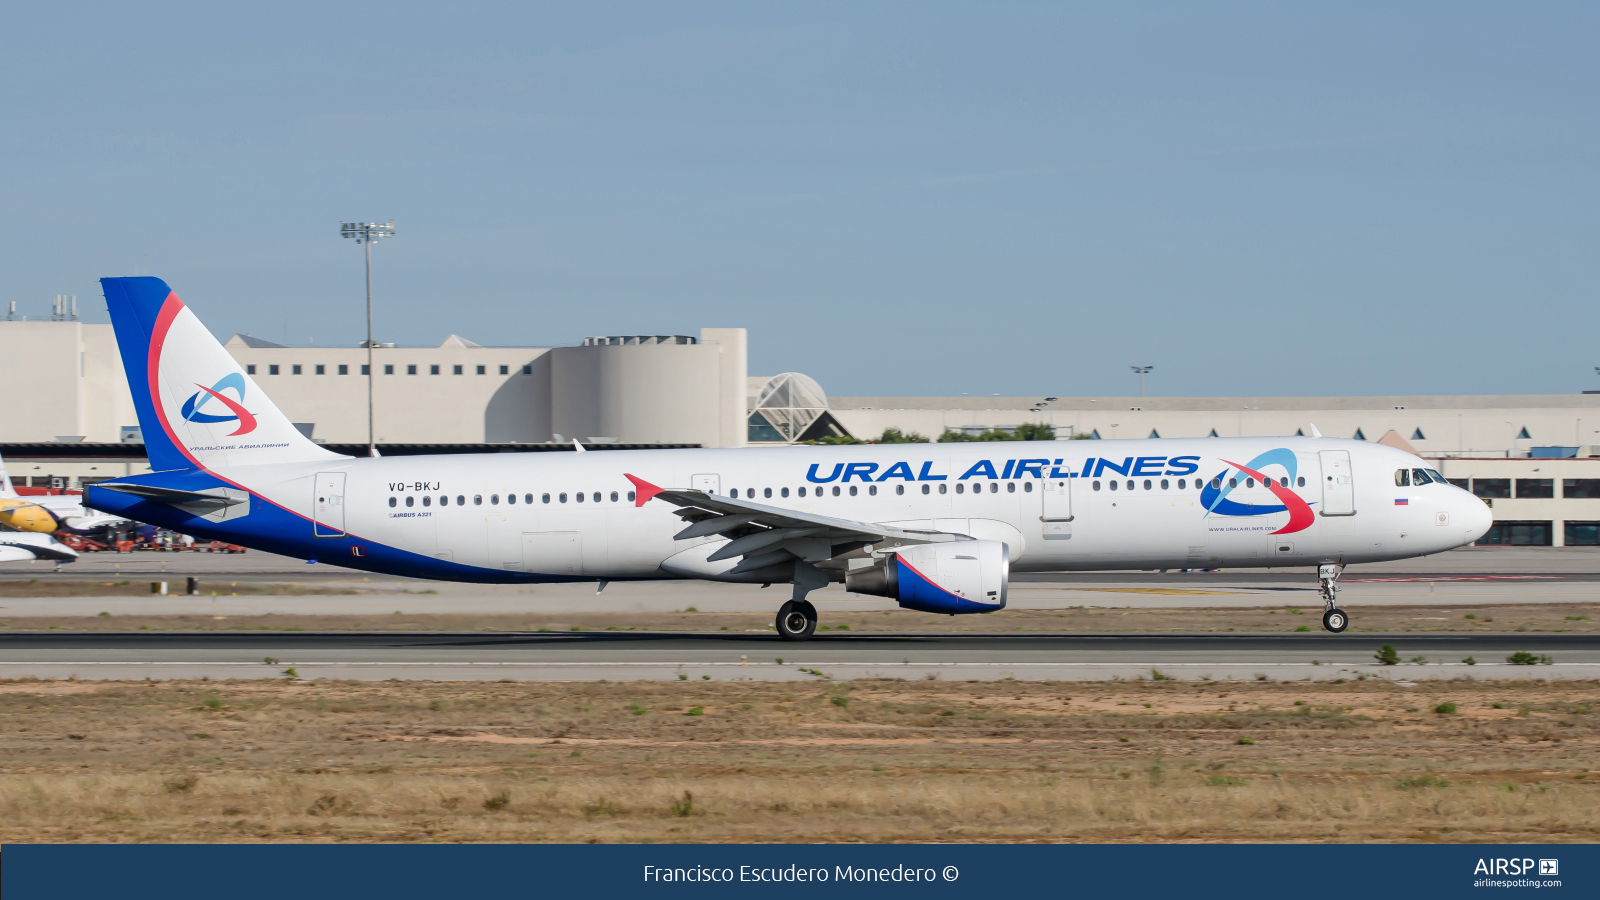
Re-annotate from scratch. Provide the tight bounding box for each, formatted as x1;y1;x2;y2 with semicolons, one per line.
3;844;1593;900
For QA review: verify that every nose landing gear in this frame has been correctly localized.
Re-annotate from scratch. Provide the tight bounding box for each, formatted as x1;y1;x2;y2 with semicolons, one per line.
1318;563;1348;633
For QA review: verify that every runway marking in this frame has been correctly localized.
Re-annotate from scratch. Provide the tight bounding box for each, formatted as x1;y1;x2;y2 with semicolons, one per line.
1034;588;1249;596
1345;576;1565;583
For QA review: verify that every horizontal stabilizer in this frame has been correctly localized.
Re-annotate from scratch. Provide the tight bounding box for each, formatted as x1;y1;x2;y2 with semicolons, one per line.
94;483;245;510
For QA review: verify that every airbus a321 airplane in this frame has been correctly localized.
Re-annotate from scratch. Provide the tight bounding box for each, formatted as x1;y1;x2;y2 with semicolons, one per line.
83;277;1493;640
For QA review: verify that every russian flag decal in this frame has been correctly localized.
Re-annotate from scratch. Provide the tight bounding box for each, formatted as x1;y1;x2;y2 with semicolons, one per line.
1394;498;1409;506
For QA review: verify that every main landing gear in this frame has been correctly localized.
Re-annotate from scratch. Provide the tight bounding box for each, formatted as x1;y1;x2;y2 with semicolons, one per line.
776;600;818;641
776;560;827;641
1318;563;1348;633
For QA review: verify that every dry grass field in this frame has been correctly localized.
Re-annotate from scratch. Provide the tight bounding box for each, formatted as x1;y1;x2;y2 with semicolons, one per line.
3;601;1596;634
1;677;1596;843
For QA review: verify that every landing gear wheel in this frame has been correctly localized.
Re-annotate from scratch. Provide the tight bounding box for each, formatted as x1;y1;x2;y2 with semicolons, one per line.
776;600;818;641
1322;608;1349;633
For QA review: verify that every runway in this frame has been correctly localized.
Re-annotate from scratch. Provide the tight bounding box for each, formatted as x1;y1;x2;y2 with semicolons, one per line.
2;630;1595;682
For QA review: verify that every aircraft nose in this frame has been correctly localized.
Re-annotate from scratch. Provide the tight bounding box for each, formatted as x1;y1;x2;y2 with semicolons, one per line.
1461;493;1493;545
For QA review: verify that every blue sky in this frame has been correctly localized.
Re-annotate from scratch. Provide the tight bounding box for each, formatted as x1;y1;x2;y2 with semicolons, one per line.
3;3;1595;397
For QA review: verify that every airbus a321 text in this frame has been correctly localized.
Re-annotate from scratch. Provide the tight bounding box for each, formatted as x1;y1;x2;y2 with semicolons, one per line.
83;277;1492;640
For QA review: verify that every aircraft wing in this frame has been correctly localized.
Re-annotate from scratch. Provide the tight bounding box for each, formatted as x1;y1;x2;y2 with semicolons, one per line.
625;473;957;575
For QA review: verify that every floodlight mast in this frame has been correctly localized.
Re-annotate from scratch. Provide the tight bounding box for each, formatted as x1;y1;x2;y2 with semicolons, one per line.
1130;366;1153;398
339;220;396;457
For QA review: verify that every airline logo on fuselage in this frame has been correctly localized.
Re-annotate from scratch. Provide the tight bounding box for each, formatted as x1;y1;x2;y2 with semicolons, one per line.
803;450;1316;535
805;456;1201;483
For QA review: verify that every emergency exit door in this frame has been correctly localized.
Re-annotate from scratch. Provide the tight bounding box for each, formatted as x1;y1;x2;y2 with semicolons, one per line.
1040;471;1073;540
1318;450;1355;516
313;472;346;537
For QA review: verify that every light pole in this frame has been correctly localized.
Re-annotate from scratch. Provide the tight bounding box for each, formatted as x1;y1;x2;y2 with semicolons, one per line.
1130;366;1153;398
340;220;396;457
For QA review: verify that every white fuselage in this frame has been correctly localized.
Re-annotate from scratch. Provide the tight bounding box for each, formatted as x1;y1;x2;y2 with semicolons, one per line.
216;436;1491;581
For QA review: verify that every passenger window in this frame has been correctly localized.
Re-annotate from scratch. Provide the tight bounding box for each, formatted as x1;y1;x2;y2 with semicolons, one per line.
627;491;636;501
832;486;840;496
542;493;550;504
988;483;997;493
849;486;858;496
1110;481;1119;491
1023;481;1032;492
388;496;396;507
781;487;790;498
921;485;930;495
1246;478;1255;488
525;494;533;504
440;495;448;506
1160;479;1169;490
1092;480;1101;491
1177;479;1186;489
610;491;618;502
1413;468;1430;486
405;496;414;507
1211;479;1221;490
1007;482;1016;493
491;494;499;505
575;492;584;503
422;496;431;507
1297;477;1305;487
956;483;964;494
869;485;878;496
456;495;465;505
507;494;516;504
1395;469;1409;487
559;493;567;503
1143;480;1152;490
593;493;600;503
1228;478;1238;488
730;489;739;499
764;488;772;498
940;484;948;494
798;487;807;497
1126;480;1134;491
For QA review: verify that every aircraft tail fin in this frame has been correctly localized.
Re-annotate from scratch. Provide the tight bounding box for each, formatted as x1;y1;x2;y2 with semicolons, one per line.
0;453;16;499
99;277;345;472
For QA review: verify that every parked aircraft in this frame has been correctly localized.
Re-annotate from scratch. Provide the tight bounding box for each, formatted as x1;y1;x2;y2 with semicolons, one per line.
83;277;1492;639
0;456;126;534
0;531;79;565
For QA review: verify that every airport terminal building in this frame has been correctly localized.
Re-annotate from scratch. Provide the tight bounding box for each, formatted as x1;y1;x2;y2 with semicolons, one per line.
4;316;1599;546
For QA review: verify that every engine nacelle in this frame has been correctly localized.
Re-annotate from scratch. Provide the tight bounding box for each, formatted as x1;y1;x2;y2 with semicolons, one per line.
844;539;1008;614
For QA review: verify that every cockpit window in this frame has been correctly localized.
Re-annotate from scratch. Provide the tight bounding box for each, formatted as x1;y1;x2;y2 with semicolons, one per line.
1412;468;1430;486
1395;469;1410;487
1426;469;1446;484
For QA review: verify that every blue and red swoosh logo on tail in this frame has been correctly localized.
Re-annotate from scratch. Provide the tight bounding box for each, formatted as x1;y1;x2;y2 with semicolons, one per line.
179;372;258;436
1199;448;1316;535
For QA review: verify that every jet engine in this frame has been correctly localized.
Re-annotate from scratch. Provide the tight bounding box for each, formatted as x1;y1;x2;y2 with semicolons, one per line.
844;539;1008;614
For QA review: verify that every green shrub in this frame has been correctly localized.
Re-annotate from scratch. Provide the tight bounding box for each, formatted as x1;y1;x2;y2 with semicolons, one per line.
483;790;510;811
686;706;704;716
1434;702;1457;714
1374;644;1400;666
1236;737;1254;745
670;791;694;817
1396;775;1450;789
1506;651;1552;666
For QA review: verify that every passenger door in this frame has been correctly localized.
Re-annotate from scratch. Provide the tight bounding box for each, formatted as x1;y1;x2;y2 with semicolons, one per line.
313;472;346;537
1318;450;1356;516
1040;474;1072;541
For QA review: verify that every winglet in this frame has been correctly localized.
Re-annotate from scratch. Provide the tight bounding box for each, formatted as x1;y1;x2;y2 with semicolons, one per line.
1309;423;1322;438
624;473;664;507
